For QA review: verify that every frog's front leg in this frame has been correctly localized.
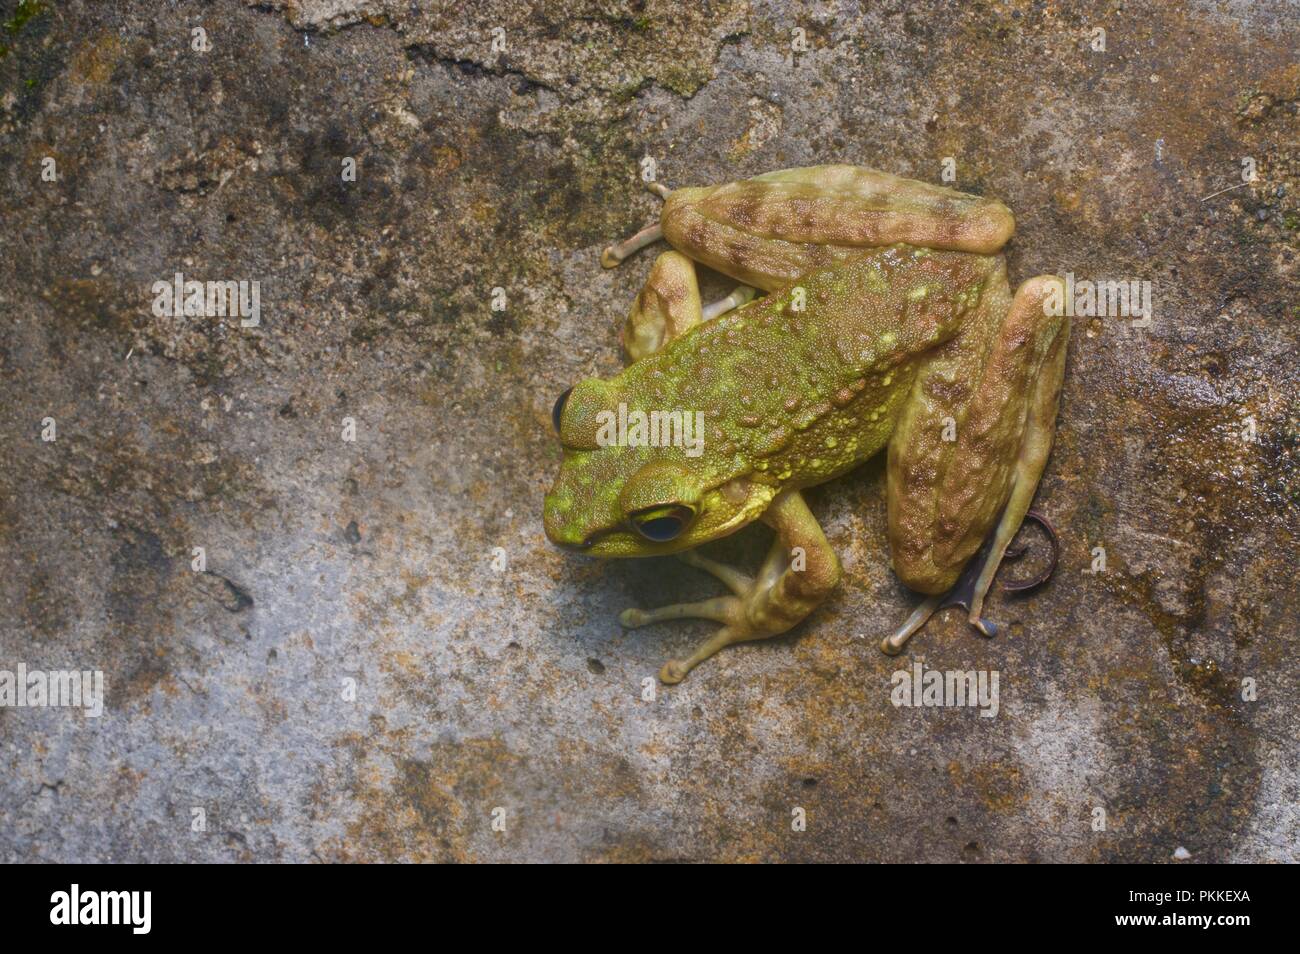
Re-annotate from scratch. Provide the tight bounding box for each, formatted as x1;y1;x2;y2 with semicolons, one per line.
619;490;841;683
620;249;756;361
604;182;757;362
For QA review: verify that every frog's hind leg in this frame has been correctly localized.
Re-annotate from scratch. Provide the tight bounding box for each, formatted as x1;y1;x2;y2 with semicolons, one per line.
882;274;1069;655
619;490;841;683
943;298;1069;640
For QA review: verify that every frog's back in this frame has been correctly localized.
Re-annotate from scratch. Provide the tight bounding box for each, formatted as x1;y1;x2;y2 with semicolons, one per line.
621;244;1002;486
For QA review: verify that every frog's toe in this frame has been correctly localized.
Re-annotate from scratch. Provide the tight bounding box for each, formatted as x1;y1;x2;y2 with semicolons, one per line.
655;623;757;684
659;658;690;684
676;550;753;596
602;223;663;268
600;182;672;267
619;596;738;629
881;595;942;655
701;284;757;321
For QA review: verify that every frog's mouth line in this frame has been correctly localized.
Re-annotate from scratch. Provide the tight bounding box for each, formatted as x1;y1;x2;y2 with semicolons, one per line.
554;523;698;557
574;526;675;555
576;507;761;558
547;479;775;556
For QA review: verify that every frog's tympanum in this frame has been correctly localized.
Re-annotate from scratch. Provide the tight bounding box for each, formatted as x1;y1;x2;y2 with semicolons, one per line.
544;166;1069;684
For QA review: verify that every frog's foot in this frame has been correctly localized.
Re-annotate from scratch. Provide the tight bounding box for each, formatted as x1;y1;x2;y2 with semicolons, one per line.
601;223;663;268
618;490;841;683
600;181;672;268
879;511;1059;655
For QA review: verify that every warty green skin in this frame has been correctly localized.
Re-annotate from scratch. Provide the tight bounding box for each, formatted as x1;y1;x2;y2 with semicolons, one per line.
543;243;997;558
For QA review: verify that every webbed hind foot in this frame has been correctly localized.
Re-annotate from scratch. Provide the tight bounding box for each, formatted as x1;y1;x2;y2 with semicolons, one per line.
880;510;1059;655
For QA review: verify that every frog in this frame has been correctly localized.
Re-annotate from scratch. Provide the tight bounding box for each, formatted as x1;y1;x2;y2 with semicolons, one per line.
543;165;1069;684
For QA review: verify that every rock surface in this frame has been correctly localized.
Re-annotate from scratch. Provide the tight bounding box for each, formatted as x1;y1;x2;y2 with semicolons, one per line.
0;0;1296;862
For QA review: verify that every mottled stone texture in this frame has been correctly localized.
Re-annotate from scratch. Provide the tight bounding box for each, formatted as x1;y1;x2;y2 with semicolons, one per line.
0;0;1296;862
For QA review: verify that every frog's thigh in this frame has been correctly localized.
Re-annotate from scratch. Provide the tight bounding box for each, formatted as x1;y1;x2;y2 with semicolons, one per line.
953;278;1069;629
885;275;1068;633
660;166;1016;292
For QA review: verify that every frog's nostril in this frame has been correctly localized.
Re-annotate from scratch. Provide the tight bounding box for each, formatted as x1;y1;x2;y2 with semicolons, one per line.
543;502;590;550
552;387;573;435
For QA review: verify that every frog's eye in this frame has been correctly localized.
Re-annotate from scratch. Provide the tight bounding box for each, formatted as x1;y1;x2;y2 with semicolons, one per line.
551;387;573;435
630;504;695;542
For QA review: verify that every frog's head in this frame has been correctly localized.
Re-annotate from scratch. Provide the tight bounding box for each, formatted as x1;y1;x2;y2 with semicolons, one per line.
543;376;774;557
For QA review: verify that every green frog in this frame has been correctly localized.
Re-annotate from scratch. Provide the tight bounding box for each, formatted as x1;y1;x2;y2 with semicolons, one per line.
543;165;1069;684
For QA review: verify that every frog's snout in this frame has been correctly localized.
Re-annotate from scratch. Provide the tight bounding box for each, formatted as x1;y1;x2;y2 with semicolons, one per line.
543;498;593;551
